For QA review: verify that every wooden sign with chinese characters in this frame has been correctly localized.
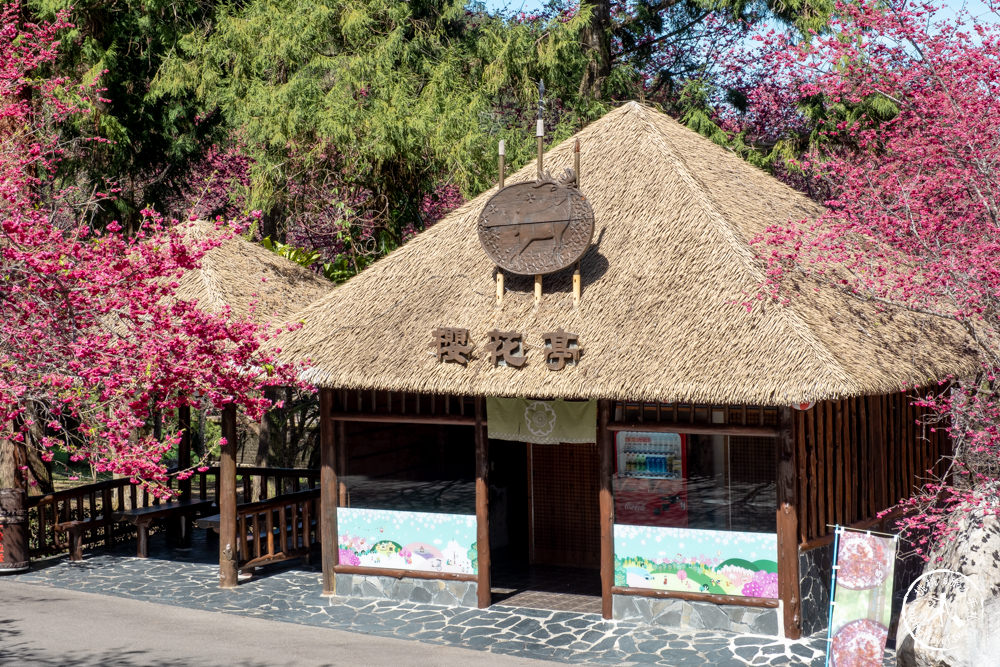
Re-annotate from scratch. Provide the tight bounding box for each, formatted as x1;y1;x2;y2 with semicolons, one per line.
432;327;473;365
477;171;595;276
432;327;581;371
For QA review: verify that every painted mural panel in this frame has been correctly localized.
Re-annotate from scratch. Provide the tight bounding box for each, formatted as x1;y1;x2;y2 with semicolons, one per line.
614;523;778;598
337;507;478;575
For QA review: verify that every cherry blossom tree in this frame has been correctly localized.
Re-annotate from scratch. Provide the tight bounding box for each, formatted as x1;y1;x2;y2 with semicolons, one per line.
743;0;1000;557
0;3;302;495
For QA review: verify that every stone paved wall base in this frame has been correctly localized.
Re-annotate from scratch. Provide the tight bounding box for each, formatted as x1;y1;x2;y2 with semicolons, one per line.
334;572;478;607
799;543;834;637
612;594;780;635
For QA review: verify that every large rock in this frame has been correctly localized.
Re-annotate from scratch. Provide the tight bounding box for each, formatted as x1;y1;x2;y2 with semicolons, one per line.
896;508;1000;667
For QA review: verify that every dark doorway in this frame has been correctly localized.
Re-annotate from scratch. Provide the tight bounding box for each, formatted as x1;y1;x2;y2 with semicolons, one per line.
489;441;601;613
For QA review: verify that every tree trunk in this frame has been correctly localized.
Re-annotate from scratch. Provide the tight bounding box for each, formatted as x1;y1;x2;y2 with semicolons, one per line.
579;0;612;101
0;420;25;490
22;403;52;494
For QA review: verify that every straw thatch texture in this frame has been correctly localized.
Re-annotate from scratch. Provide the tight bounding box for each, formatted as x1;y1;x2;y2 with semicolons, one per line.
174;220;332;326
272;102;977;405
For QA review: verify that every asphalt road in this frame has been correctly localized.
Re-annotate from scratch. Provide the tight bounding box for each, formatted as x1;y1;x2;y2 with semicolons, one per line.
0;580;554;667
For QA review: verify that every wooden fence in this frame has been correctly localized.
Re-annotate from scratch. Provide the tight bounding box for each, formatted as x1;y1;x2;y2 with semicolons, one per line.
27;466;319;559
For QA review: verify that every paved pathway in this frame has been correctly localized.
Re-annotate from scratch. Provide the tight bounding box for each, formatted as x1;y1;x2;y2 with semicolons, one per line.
2;532;876;665
1;580;549;667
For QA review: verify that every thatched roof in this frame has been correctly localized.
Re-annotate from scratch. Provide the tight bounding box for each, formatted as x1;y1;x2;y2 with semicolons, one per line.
272;102;977;405
174;220;331;326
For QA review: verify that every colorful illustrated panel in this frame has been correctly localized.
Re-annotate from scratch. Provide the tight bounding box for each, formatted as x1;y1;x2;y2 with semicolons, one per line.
337;507;477;575
827;530;896;667
614;523;778;598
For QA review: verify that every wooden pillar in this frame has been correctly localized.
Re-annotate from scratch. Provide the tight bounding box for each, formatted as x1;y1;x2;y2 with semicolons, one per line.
475;397;492;608
177;405;192;547
320;388;340;596
178;406;192;500
219;403;238;588
597;399;614;620
776;406;801;639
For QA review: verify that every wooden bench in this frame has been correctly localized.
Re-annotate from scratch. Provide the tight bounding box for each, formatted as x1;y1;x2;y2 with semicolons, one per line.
114;498;216;558
54;517;104;561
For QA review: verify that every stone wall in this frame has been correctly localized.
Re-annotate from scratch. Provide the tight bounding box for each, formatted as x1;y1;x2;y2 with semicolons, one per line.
798;542;834;637
612;595;779;635
334;572;478;607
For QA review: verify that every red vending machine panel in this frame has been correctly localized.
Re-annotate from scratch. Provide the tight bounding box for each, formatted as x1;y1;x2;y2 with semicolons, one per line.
613;431;688;527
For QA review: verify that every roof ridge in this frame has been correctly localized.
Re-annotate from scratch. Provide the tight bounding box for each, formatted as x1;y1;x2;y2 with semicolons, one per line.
629;103;861;392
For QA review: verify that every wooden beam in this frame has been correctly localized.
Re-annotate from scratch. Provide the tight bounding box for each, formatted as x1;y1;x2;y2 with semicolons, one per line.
598;399;615;620
607;421;779;438
331;412;478;426
334;565;477;582
610;586;779;608
776;406;802;639
218;404;238;588
320;388;339;595
475;397;491;608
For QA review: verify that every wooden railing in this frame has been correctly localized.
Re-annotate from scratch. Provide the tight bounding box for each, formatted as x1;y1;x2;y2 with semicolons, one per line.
27;466;319;559
236;488;321;569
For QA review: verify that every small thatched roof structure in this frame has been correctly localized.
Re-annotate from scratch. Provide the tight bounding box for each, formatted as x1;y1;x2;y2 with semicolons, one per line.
273;102;976;405
174;220;331;326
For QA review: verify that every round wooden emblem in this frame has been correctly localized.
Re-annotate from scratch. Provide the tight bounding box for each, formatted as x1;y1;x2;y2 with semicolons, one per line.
477;177;595;275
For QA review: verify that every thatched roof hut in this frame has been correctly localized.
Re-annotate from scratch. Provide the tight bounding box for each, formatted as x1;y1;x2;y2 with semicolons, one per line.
174;220;331;325
273;102;975;404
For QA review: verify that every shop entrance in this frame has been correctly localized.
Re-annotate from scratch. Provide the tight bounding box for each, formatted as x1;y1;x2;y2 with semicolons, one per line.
489;441;601;612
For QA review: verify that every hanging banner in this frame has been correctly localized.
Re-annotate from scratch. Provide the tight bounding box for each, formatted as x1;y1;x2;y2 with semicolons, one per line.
486;397;596;444
826;527;898;667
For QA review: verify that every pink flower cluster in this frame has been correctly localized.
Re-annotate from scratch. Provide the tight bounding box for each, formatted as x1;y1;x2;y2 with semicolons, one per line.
1;4;307;496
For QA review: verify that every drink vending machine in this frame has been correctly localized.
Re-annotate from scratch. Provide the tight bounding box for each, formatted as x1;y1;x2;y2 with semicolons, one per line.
613;431;688;527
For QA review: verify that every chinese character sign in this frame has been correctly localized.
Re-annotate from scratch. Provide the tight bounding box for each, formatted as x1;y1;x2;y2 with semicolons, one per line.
542;328;580;371
486;330;526;368
432;327;473;365
432;328;581;370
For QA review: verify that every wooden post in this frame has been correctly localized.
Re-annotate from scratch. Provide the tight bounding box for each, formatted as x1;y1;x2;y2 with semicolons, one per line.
178;406;192;502
496;270;504;306
573;262;581;307
177;405;192;547
598;399;614;620
219;403;238;588
475;397;491;608
776;406;801;638
320;388;340;595
534;275;542;304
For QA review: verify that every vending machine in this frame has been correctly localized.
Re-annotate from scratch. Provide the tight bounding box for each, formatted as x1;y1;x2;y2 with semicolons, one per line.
613;431;688;527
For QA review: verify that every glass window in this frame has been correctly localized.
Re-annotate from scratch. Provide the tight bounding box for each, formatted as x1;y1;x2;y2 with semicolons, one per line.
341;422;475;515
613;431;775;533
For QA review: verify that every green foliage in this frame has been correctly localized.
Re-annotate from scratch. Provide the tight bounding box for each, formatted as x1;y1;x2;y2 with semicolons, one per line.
153;0;599;239
260;236;361;282
28;0;222;222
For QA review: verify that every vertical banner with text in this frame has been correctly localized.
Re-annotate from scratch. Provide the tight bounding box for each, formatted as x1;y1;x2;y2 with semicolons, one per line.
826;527;898;667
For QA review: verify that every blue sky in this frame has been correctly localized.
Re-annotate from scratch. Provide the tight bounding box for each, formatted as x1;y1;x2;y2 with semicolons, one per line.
481;0;998;22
